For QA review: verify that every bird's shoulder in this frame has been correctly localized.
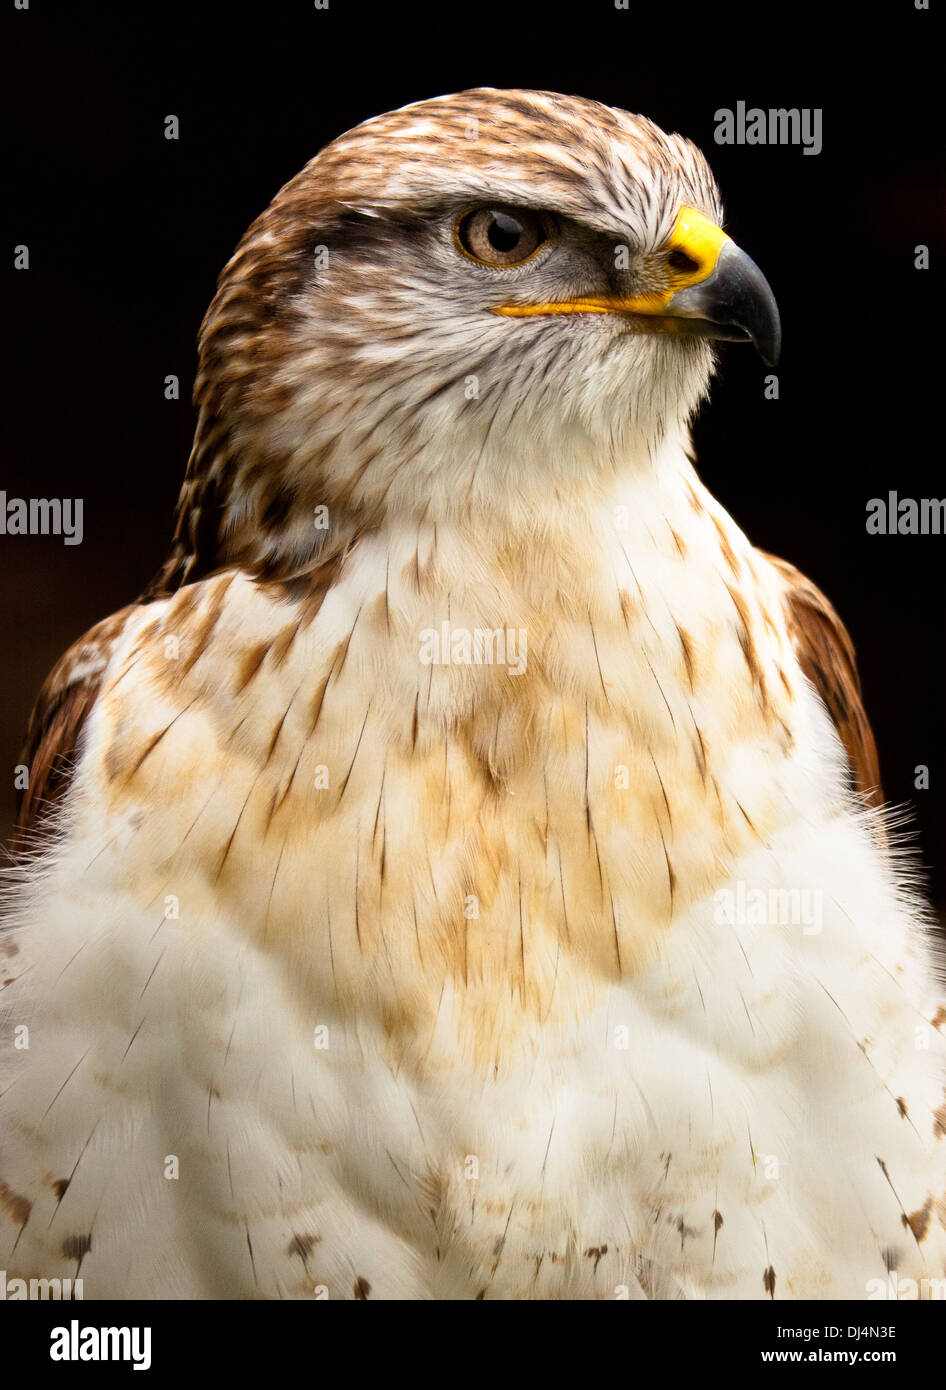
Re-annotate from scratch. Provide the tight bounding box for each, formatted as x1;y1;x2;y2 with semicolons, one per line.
760;550;882;807
15;602;142;836
15;559;345;839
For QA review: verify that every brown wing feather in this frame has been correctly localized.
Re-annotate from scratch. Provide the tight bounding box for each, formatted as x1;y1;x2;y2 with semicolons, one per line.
763;552;883;808
15;605;138;837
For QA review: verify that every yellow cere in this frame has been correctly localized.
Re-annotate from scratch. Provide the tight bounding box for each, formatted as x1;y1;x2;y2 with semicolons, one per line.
664;205;730;291
493;205;730;319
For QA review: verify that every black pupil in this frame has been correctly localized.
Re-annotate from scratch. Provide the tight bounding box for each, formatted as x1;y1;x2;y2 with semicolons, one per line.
488;212;524;252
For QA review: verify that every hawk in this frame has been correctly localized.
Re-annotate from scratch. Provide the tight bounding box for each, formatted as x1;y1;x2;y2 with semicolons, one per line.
2;89;944;1301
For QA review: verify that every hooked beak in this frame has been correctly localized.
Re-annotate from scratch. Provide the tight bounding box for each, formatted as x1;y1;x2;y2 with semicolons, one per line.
492;205;781;367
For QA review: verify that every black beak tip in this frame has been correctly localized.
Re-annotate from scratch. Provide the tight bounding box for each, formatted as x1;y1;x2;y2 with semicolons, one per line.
756;326;781;369
715;239;782;369
751;288;781;367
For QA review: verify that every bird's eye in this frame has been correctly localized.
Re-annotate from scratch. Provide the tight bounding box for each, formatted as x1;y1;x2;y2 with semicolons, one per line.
455;206;548;267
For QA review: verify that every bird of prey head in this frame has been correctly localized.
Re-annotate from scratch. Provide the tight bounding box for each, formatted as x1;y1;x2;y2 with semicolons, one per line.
153;88;780;593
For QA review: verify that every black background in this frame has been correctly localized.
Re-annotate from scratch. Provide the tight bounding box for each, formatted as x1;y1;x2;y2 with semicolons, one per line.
4;1;944;904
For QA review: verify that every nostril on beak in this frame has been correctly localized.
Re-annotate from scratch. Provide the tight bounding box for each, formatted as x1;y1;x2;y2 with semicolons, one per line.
667;249;700;274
